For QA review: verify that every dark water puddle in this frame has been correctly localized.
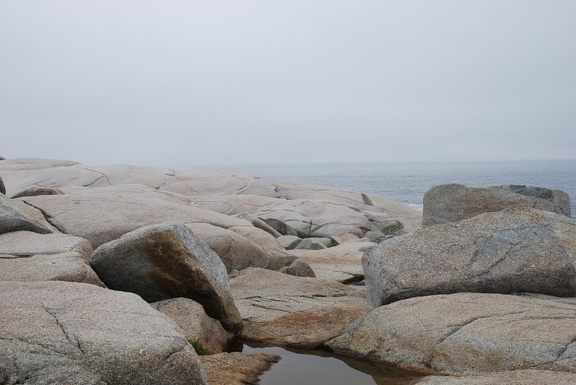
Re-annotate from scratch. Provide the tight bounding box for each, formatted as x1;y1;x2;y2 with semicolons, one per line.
231;342;424;385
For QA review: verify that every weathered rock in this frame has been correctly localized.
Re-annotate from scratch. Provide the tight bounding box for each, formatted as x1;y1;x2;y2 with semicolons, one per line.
330;233;361;245
278;259;316;277
364;212;404;234
227;225;296;271
11;186;64;198
151;298;233;354
327;292;576;375
231;268;371;348
0;194;59;235
0;231;103;286
423;184;571;226
90;222;242;332
256;199;373;238
364;230;388;243
0;176;5;195
294;237;331;250
277;234;302;250
418;370;576;385
364;208;576;307
200;353;280;385
0;281;208;385
261;217;298;236
20;193;248;248
234;212;282;238
290;240;377;282
185;223;296;273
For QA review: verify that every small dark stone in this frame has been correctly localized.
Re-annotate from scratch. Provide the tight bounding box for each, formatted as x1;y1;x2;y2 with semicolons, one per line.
0;177;5;195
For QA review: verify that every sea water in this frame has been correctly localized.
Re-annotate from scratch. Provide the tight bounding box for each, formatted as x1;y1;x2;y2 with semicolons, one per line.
218;159;575;215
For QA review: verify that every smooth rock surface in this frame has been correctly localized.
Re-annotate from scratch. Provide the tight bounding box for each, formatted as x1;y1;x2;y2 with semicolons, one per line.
90;223;242;332
0;231;103;285
231;268;371;348
327;292;576;375
151;298;232;354
0;194;59;235
364;208;576;306
186;223;296;273
0;281;208;385
20;193;248;248
423;183;571;226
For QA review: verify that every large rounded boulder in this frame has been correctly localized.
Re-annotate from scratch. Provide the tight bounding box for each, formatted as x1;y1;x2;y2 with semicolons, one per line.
364;208;576;307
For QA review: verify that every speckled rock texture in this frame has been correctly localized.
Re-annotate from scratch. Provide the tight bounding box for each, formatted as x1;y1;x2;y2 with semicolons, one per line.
423;183;571;226
364;208;576;306
327;292;576;375
0;281;208;385
90;222;242;332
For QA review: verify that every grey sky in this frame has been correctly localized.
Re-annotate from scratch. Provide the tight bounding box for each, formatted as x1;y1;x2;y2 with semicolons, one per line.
1;0;575;167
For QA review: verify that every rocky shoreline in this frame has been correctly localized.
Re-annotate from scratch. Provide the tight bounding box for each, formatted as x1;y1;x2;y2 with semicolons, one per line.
1;157;575;384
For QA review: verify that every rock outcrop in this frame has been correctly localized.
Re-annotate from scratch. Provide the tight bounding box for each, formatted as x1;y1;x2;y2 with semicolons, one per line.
151;298;233;354
327;292;576;375
200;353;280;385
0;194;59;235
231;268;371;348
0;231;103;286
0;281;209;385
90;222;243;332
364;208;576;306
417;370;576;385
423;184;571;226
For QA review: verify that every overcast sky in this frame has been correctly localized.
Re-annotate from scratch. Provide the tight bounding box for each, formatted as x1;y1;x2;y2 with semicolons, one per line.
1;0;575;167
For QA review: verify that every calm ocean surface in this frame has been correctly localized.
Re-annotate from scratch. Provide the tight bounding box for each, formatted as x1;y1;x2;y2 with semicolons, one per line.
215;159;575;216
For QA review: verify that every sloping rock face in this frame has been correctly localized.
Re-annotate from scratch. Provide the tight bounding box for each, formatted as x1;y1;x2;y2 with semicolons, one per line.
423;184;571;226
20;193;247;249
0;231;103;285
0;281;208;385
185;223;296;273
231;268;371;348
364;208;576;306
327;292;576;375
151;298;232;354
0;194;59;235
90;223;242;332
418;370;576;385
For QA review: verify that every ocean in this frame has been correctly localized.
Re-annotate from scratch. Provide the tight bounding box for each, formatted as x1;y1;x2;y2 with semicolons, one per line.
217;159;575;216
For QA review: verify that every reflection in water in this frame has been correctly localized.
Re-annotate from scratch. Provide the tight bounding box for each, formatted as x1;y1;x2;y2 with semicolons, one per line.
234;342;424;385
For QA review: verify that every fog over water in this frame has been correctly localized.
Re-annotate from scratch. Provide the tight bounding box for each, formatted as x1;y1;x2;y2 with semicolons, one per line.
1;1;575;166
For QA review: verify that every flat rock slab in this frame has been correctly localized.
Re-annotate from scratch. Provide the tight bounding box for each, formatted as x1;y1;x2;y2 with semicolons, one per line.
91;223;243;332
231;268;372;348
418;370;576;385
327;292;576;375
364;208;576;306
0;231;103;285
200;352;280;385
0;281;208;385
289;240;376;282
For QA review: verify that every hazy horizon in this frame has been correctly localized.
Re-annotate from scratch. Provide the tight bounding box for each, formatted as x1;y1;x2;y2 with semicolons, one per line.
2;1;575;167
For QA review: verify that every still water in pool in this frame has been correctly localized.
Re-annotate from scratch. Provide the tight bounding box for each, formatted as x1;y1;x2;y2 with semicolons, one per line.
236;343;425;385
